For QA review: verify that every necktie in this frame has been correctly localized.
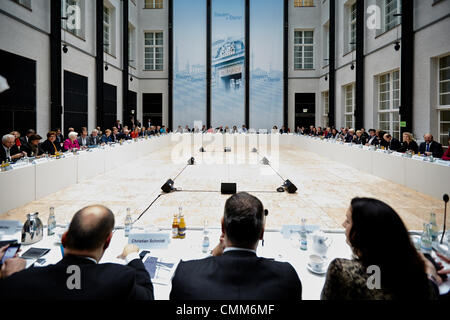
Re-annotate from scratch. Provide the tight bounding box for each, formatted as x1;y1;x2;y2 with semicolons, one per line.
426;144;430;152
52;142;57;153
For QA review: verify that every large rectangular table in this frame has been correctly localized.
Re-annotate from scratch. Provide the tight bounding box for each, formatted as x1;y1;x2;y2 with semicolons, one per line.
281;135;450;200
0;135;172;214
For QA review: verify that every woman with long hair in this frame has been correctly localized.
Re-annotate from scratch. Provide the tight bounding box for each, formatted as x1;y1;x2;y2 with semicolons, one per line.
321;198;438;300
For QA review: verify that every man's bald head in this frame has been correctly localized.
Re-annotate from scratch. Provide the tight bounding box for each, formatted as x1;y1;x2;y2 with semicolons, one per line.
64;205;115;251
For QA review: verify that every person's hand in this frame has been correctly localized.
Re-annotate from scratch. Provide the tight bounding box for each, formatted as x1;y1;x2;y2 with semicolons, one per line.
436;252;450;277
0;258;26;279
0;245;9;260
211;235;226;257
117;244;139;259
419;252;443;285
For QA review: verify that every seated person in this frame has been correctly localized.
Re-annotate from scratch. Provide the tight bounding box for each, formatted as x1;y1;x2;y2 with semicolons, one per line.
327;128;339;139
101;129;113;144
10;131;21;150
442;138;450;161
88;129;101;146
398;132;419;154
130;128;140;139
360;128;369;141
418;134;444;158
272;126;278;134
175;126;183;133
19;129;35;146
366;129;379;146
55;128;64;147
316;127;324;137
279;126;288;134
41;131;62;155
0;205;154;300
321;198;438;300
345;129;355;143
64;132;80;151
170;192;302;300
383;133;401;151
77;131;90;148
139;127;147;137
120;129;132;140
1;134;26;162
353;130;367;145
111;127;120;142
184;125;191;133
21;134;44;157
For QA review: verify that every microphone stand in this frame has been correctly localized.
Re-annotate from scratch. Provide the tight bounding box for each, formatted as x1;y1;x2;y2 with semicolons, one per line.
441;194;449;244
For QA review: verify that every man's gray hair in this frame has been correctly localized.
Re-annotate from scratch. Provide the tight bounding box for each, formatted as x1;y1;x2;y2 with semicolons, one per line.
2;134;15;143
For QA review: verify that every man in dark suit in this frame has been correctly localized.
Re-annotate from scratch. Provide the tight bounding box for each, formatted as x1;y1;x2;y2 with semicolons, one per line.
19;129;35;146
1;134;25;162
383;133;401;151
170;192;302;300
88;129;101;146
41;131;62;155
366;129;379;146
418;134;444;158
0;205;154;300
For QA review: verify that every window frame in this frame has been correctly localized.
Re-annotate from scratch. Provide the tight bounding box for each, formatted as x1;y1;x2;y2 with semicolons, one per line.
294;29;314;70
377;69;401;140
322;91;329;127
103;5;111;54
144;31;164;71
344;83;355;129
438;55;450;149
144;0;163;9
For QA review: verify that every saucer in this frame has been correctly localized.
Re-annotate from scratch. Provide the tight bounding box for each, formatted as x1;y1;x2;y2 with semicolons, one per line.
307;262;327;275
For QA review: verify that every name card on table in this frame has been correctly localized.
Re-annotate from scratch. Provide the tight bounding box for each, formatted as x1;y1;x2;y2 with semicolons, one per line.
0;220;21;235
412;155;426;161
32;158;49;164
64;152;74;158
128;233;170;249
10;161;29;169
280;225;320;239
436;159;450;166
392;152;404;157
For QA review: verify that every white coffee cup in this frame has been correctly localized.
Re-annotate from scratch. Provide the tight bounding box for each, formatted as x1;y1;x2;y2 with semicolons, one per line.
309;254;325;271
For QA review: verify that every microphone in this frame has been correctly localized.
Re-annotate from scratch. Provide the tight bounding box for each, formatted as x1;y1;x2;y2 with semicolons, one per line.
441;194;449;244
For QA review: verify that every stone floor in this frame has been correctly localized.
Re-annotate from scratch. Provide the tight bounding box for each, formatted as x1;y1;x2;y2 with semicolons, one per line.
1;143;447;233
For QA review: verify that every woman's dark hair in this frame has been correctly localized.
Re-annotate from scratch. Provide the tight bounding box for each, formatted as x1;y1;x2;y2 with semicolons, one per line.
349;198;430;299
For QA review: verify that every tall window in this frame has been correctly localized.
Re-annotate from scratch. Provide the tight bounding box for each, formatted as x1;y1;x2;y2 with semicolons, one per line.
439;55;450;148
145;0;163;9
384;0;402;33
378;70;400;140
323;91;329;127
103;6;111;54
144;32;163;71
323;22;329;65
345;84;355;129
294;30;314;70
62;0;81;37
349;2;357;52
294;0;314;7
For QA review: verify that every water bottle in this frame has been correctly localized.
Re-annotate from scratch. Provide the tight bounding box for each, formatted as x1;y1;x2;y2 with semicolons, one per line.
124;208;133;237
420;223;432;254
47;207;56;236
202;220;210;254
300;218;308;251
428;213;438;242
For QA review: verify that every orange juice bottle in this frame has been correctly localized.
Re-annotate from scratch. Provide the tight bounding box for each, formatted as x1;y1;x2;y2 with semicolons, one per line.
178;207;186;239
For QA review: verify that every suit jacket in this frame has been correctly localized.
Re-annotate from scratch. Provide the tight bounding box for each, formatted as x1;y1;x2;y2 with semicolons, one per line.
88;135;101;146
0;145;21;162
21;142;45;157
77;136;90;147
367;135;379;146
419;141;444;158
19;136;29;146
387;138;402;151
0;255;154;300
40;139;62;155
170;250;302;300
398;140;419;154
353;136;367;145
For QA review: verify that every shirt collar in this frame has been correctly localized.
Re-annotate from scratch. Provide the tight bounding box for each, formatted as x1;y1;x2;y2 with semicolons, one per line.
223;247;257;254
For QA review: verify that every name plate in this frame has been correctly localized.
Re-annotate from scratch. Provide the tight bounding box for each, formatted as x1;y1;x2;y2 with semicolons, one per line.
128;233;170;249
64;152;74;158
412;155;425;161
436;159;450;166
376;149;387;153
392;152;404;157
0;220;21;235
280;225;320;239
32;158;49;164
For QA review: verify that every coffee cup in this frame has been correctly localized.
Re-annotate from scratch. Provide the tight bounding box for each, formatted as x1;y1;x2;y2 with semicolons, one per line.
309;254;325;272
